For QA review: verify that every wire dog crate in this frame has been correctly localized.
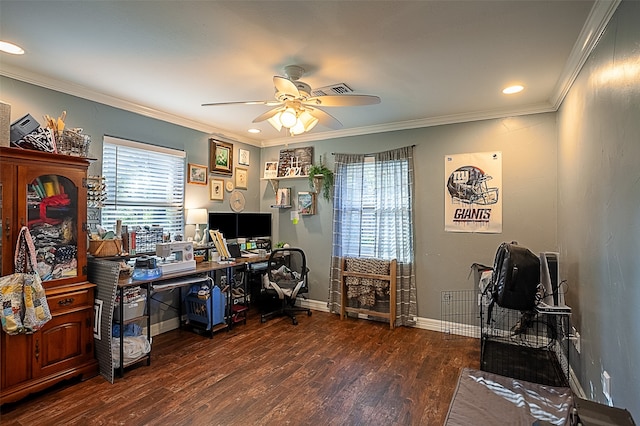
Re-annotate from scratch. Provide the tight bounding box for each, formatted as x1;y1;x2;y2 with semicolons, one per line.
440;290;481;339
481;304;570;387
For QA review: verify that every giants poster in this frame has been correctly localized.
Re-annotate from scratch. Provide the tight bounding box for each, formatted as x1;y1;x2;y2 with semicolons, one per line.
445;152;502;233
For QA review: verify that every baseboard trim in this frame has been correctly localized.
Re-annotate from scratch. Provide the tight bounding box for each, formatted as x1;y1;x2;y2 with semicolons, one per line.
297;298;330;312
570;366;586;398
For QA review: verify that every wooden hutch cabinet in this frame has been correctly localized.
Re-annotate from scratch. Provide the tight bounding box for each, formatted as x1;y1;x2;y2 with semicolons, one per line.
0;147;98;404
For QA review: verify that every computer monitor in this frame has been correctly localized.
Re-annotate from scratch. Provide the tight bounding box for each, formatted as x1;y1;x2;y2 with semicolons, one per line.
237;212;272;239
208;212;237;240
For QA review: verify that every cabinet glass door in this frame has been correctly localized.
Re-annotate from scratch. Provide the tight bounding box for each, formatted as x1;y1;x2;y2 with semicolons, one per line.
27;174;78;281
0;180;3;272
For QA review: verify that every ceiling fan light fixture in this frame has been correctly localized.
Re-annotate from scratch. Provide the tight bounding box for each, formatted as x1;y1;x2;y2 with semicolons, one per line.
267;112;283;131
280;107;298;128
204;64;377;136
289;110;320;136
299;110;319;131
290;120;306;136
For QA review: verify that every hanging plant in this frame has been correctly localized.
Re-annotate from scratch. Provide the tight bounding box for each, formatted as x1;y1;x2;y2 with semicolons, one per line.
308;162;334;201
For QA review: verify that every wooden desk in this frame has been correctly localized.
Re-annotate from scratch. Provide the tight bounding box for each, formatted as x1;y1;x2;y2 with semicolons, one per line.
90;256;271;382
117;257;270;287
112;257;269;377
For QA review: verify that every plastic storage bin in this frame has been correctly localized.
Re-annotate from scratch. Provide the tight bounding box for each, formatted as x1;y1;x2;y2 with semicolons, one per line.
114;295;147;322
185;286;226;330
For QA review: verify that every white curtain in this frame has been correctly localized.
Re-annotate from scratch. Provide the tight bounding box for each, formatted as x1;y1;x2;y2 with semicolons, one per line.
327;146;417;326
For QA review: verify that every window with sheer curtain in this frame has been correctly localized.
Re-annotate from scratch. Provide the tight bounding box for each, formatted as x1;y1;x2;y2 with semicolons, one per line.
101;136;185;238
328;146;417;326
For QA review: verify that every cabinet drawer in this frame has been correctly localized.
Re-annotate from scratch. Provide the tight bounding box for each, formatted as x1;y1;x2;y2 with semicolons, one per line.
47;288;93;315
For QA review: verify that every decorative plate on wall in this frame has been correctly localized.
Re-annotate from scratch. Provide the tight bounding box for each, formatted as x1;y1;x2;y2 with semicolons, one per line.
230;190;245;212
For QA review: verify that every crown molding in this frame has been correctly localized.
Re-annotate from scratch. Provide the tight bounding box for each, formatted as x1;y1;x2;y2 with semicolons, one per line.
0;64;263;147
549;0;622;109
260;102;555;147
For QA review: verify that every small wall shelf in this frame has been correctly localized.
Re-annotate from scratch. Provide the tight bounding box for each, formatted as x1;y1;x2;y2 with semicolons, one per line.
261;175;309;196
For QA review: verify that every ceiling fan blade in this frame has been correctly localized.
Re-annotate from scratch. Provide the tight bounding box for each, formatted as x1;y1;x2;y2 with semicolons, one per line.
273;76;300;98
306;106;342;130
303;94;381;107
201;100;280;107
252;107;282;123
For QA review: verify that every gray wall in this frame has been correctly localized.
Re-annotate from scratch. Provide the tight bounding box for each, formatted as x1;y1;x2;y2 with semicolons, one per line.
0;77;264;216
2;76;559;318
557;0;639;416
260;114;558;315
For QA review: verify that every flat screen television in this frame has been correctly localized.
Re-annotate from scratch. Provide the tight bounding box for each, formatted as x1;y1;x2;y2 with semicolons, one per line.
237;212;272;239
208;212;237;240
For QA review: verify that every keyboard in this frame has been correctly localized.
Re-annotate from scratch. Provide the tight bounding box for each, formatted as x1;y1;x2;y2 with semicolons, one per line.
152;276;208;292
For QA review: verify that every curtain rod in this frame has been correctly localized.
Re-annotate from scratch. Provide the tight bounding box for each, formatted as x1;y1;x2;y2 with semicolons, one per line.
331;144;416;155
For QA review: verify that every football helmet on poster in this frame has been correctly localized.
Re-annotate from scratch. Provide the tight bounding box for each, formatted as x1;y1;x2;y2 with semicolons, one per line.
447;165;499;205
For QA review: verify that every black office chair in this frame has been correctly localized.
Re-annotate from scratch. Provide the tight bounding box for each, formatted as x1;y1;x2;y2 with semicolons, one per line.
260;248;312;325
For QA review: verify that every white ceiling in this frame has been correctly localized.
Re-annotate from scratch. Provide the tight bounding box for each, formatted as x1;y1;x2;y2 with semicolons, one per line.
0;1;619;147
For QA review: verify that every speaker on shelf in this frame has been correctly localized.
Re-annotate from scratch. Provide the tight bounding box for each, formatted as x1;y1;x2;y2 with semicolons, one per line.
540;252;564;306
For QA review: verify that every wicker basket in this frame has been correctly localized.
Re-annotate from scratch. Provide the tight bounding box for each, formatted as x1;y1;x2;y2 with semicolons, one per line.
57;129;90;157
89;239;122;257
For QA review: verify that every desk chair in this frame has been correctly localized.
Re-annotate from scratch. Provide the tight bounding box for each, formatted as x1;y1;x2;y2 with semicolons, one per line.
260;248;312;325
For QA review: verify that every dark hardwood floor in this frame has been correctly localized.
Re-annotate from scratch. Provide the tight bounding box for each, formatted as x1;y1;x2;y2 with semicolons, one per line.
1;309;479;425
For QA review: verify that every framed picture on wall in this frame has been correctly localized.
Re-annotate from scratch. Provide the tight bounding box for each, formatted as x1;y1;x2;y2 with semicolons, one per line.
277;146;313;177
275;188;291;207
209;139;233;175
264;161;278;179
238;148;250;166
235;167;248;189
298;191;316;215
187;163;208;185
210;178;224;200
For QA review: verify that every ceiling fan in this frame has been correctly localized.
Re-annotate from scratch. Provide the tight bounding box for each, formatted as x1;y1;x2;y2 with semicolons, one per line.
202;65;381;135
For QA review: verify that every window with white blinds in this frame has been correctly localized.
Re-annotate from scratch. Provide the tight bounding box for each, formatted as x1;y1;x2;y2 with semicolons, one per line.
335;155;412;262
338;158;378;257
329;146;417;326
101;136;185;239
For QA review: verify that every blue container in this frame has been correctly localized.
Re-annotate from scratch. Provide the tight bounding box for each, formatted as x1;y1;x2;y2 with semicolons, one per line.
185;286;226;330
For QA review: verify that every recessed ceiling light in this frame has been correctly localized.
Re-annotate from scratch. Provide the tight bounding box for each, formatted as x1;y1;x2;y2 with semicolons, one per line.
502;85;524;95
0;41;25;55
248;128;261;134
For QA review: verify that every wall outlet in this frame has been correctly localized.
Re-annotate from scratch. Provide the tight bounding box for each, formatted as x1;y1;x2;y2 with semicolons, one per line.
602;370;613;406
571;326;581;353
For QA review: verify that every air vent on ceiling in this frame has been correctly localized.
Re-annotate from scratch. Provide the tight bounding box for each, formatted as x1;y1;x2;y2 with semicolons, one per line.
312;83;354;97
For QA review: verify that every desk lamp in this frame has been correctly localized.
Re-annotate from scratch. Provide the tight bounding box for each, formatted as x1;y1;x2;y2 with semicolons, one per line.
186;208;208;245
